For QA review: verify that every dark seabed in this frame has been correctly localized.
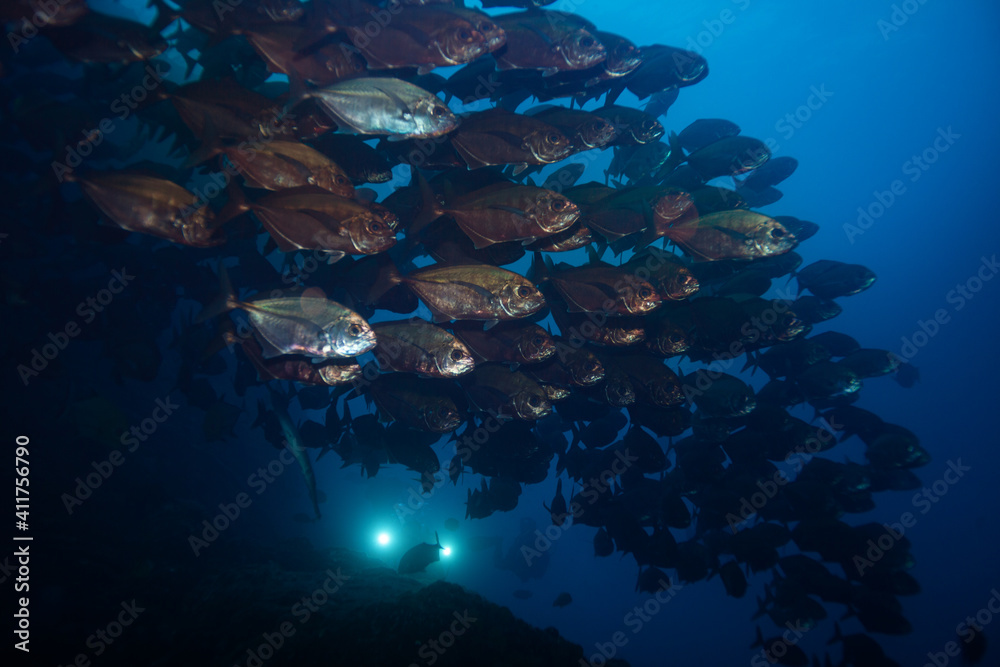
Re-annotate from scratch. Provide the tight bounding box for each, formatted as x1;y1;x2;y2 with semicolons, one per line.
2;0;999;666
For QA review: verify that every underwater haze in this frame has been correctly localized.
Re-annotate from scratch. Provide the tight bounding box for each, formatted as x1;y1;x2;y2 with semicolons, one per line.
2;0;1000;666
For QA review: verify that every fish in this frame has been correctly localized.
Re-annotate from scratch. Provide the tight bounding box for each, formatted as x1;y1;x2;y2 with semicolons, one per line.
462;364;552;421
372;318;476;378
308;134;395;184
415;174;580;249
593;105;664;145
397;531;444;573
796;260;877;299
339;6;501;74
492;11;606;76
366;373;463;433
661;210;797;262
372;260;547;325
448;108;574;174
624;44;709;100
527;106;617;151
241;23;367;86
189;137;356;198
297;78;459;140
683;135;771;180
270;387;323;520
223;329;363;386
66;169;224;248
221;184;397;257
198;267;377;359
528;340;606;387
451;321;556;366
41;11;168;63
543;478;568;526
676;118;741;153
552;592;573;607
532;253;662;315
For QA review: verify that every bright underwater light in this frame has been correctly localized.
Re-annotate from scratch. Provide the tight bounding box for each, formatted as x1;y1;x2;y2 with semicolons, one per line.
377;532;391;547
441;546;452;557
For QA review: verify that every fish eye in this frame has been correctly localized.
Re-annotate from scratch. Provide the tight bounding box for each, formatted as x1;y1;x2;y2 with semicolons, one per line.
438;407;451;418
639;287;653;298
516;285;533;298
580;36;595;47
771;228;786;238
450;348;465;361
370;222;383;232
532;336;544;346
459;30;472;41
432;106;446;117
527;395;541;408
552;200;565;210
348;324;362;337
547;133;561;143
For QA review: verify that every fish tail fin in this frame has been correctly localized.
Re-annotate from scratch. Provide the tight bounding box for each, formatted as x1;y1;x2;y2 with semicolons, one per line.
204;317;240;362
195;265;238;323
408;166;444;238
667;131;684;160
827;622;843;645
367;255;404;304
147;0;179;34
527;251;549;284
184;114;225;168
213;178;252;229
585;244;602;265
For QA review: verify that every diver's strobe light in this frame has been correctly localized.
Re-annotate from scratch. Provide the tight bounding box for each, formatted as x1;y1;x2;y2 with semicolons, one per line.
377;532;391;546
442;546;452;557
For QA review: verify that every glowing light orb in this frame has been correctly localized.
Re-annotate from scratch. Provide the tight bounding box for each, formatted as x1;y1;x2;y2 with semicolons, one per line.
442;546;452;557
377;532;391;546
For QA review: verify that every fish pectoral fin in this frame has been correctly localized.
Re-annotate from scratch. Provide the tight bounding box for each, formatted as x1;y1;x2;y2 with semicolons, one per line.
512;163;529;176
716;226;750;241
451;279;500;305
425;303;456;324
485;129;530;147
487;204;528;217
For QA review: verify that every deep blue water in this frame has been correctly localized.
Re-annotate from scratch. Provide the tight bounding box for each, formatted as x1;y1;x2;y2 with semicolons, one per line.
8;0;1000;665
